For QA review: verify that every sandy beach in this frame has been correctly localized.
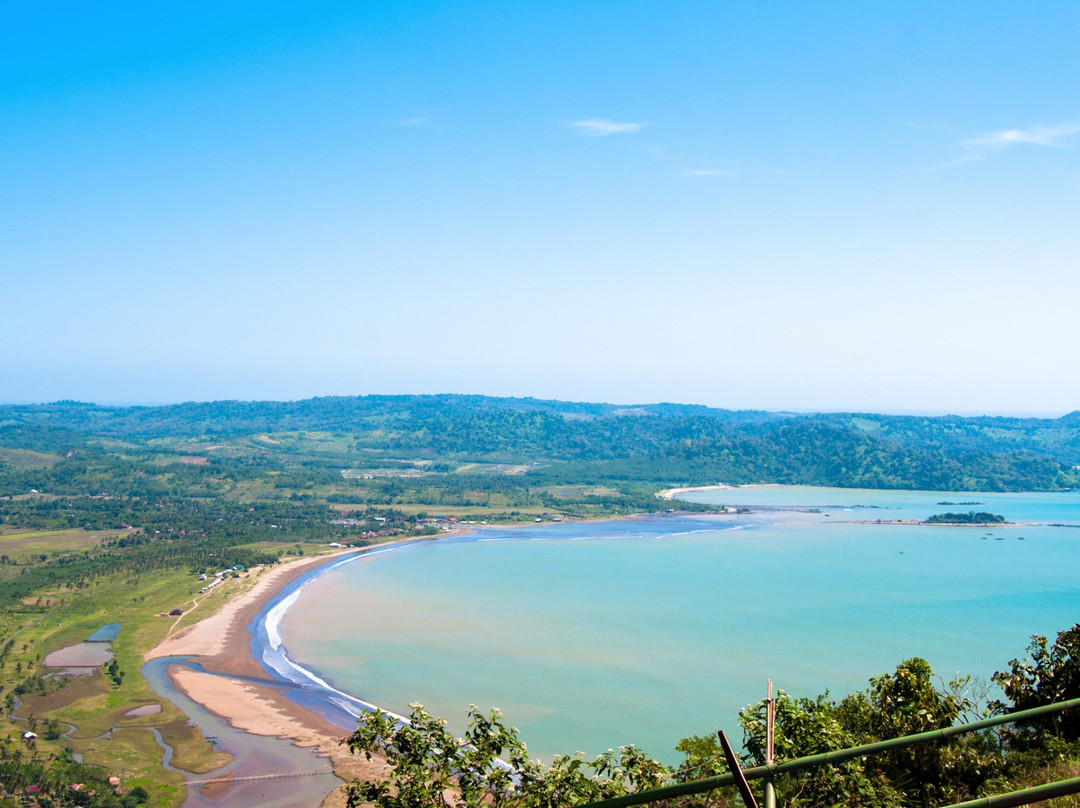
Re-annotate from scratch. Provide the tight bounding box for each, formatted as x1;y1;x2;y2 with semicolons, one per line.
146;551;389;807
655;483;734;500
653;482;793;501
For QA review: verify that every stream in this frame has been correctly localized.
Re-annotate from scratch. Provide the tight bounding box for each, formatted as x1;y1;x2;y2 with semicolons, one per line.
141;657;342;808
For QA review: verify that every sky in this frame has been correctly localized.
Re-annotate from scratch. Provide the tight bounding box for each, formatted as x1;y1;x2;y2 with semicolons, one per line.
2;2;1079;416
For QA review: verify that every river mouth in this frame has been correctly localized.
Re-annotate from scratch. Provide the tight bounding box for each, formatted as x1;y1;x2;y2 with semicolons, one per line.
141;657;342;808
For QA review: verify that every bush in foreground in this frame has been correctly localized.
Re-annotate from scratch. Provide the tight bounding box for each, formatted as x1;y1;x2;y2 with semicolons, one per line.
343;626;1080;808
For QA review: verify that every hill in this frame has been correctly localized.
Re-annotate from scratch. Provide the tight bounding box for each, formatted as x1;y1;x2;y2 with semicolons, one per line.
0;396;1077;497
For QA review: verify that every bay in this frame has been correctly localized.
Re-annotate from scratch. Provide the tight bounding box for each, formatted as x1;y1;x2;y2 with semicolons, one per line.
278;486;1080;763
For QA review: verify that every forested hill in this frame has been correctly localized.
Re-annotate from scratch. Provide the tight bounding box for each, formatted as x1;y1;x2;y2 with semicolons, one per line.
1;396;1078;492
0;396;777;437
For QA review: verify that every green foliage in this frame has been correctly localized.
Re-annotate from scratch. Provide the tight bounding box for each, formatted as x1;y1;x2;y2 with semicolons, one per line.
342;703;669;808
737;660;1000;808
672;733;730;781
105;657;123;687
2;395;1078;495
993;624;1080;747
741;691;904;807
924;512;1007;524
668;735;738;808
0;733;142;806
341;656;1047;808
859;660;990;807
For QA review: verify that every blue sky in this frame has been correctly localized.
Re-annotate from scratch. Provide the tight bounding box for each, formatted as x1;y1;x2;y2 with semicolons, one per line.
2;2;1078;415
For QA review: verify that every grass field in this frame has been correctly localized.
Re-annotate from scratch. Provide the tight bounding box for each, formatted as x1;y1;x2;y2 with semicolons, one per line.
2;561;253;806
0;527;125;560
0;526;351;807
0;446;60;470
326;501;556;520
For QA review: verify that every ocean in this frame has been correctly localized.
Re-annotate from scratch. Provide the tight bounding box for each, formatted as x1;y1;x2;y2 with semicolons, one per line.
273;486;1080;763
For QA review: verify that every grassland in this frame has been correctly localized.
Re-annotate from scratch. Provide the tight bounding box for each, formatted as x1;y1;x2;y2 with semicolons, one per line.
0;527;125;561
0;446;60;470
0;528;270;806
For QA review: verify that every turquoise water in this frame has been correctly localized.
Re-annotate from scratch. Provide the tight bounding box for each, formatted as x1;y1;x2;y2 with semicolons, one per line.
88;622;121;642
279;487;1080;763
685;484;1080;524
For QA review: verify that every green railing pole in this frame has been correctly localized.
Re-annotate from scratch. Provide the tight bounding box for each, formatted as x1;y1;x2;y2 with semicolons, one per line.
763;681;776;808
581;697;1080;808
940;775;1080;808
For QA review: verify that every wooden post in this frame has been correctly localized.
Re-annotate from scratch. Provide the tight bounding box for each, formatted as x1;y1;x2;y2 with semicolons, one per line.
717;729;758;808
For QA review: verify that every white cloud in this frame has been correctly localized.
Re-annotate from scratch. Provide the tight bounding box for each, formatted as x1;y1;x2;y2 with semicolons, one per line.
395;116;431;127
569;119;646;136
950;122;1080;165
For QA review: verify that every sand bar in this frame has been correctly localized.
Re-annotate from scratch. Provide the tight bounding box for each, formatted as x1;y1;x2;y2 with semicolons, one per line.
656;483;734;501
146;550;389;807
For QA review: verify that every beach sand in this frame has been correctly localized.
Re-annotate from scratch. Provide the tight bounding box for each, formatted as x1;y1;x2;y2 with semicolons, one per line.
146;552;388;807
655;483;734;501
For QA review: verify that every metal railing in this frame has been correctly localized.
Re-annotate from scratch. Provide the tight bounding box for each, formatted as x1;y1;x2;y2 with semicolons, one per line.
582;697;1080;808
943;776;1080;808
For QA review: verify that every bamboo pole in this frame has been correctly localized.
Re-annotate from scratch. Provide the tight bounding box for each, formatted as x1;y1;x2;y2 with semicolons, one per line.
763;680;775;808
940;775;1080;808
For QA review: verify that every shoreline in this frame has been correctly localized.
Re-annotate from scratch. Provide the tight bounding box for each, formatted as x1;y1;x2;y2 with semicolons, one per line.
656;483;734;500
139;501;1074;802
145;547;399;807
140;517;707;804
143;530;480;807
655;482;784;501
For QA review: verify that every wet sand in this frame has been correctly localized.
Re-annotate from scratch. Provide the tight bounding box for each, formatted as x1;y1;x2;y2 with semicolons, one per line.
146;551;389;807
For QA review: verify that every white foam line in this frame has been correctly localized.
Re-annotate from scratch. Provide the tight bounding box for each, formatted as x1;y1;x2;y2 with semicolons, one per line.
264;587;303;650
261;548;380;651
256;547;423;724
265;643;406;722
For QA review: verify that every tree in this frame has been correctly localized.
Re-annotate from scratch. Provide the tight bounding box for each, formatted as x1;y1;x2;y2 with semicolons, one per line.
338;640;1077;808
739;660;998;808
106;657;124;686
993;623;1080;747
740;691;902;808
855;658;992;807
342;703;669;808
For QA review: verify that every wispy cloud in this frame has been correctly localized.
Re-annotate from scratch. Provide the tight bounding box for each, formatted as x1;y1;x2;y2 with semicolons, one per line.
947;122;1080;166
681;169;735;177
395;116;431;127
568;119;646;137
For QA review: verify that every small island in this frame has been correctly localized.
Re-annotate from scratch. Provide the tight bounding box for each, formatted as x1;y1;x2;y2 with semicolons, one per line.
923;511;1007;525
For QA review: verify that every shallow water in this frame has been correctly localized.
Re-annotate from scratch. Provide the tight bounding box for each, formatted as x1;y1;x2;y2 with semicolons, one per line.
140;657;341;808
88;622;122;643
43;642;114;668
278;488;1080;763
685;484;1080;524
